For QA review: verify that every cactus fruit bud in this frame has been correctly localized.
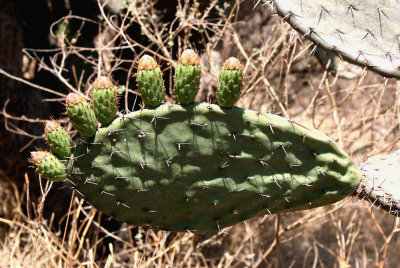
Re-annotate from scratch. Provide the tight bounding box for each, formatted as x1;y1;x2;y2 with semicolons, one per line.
217;57;244;108
29;151;66;182
174;49;201;104
137;55;165;107
65;93;97;137
44;120;73;159
92;76;119;125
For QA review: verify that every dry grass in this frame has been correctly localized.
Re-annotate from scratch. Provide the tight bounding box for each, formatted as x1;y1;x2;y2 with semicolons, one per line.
1;0;400;267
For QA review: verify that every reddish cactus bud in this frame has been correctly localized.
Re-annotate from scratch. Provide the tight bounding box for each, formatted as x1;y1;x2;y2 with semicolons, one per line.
44;120;60;134
93;76;114;90
179;49;200;66
223;57;243;70
66;93;85;107
138;55;158;70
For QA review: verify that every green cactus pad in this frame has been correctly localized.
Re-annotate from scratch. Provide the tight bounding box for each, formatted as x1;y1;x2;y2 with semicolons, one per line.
45;120;73;159
67;102;361;232
30;151;66;182
66;93;98;137
92;77;119;124
271;0;400;79
174;49;201;104
217;57;244;108
137;55;165;107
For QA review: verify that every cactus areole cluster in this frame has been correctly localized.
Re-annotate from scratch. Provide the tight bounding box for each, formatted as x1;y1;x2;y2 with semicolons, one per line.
29;50;362;232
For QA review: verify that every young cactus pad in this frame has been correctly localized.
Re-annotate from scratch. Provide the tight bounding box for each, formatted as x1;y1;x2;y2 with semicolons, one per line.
66;102;361;232
44;120;73;159
174;49;201;104
65;93;97;137
271;0;400;79
217;57;244;108
30;151;66;182
136;55;165;107
92;76;119;125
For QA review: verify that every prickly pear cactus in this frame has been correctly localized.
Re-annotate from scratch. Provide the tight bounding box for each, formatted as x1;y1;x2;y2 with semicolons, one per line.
44;120;73;159
92;76;119;125
357;151;400;216
136;55;165;107
65;103;360;231
271;0;400;79
29;151;66;182
174;49;201;104
65;93;98;137
217;57;244;108
29;52;364;232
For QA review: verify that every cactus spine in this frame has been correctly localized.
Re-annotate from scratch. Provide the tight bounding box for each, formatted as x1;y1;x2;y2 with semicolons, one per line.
136;55;165;107
44;120;73;159
174;49;201;104
65;93;97;137
92;76;119;125
217;57;244;108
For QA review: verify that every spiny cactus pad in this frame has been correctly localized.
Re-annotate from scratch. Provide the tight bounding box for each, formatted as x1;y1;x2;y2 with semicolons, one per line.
174;49;201;104
357;151;400;215
217;57;244;108
92;76;119;125
44;120;73;159
66;102;361;232
66;93;97;137
30;151;66;182
272;0;400;79
137;55;165;107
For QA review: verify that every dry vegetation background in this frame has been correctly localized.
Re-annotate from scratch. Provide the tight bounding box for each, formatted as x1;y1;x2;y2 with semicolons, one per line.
0;0;400;267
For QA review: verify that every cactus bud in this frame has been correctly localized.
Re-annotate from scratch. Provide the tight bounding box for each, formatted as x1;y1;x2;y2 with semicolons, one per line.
217;57;244;108
65;93;97;137
136;55;165;107
44;120;73;159
92;76;119;125
29;151;66;182
174;49;201;104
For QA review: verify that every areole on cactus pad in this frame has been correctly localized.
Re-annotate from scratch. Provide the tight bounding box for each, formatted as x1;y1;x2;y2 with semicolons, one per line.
29;51;364;232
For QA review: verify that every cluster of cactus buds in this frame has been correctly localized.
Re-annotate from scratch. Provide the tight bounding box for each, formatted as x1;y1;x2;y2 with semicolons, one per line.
30;51;245;182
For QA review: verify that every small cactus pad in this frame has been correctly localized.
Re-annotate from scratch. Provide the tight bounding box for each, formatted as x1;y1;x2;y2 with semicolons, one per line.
30;151;66;182
92;76;119;124
136;55;165;107
174;49;201;104
44;120;73;159
217;57;244;108
271;0;400;79
65;93;97;137
67;102;361;232
357;151;400;215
